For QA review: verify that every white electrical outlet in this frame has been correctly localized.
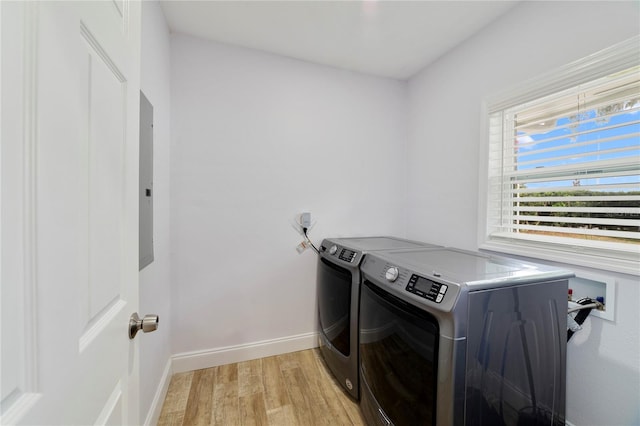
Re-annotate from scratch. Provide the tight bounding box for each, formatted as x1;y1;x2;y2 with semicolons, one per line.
300;212;311;228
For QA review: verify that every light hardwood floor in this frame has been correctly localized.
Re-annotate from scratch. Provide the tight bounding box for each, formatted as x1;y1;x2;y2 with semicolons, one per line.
158;348;366;426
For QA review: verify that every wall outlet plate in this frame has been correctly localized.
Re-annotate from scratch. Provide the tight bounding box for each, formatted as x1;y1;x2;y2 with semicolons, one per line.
300;212;311;228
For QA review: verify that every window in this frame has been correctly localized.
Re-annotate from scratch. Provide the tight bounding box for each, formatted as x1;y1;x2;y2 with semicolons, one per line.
481;38;640;275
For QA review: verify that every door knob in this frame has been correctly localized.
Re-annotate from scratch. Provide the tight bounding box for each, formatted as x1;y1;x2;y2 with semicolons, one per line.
129;313;159;339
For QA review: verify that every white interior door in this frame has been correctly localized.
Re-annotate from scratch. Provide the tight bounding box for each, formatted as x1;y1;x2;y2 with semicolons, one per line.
1;1;141;424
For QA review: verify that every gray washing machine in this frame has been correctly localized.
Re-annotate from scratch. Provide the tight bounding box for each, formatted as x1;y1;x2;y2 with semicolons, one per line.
358;248;573;426
316;237;442;399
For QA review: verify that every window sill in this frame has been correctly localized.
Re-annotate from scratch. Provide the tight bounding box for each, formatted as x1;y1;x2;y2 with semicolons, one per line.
480;238;640;277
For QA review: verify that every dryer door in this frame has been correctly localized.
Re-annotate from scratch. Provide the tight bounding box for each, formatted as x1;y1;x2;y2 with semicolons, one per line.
360;280;439;426
317;257;353;356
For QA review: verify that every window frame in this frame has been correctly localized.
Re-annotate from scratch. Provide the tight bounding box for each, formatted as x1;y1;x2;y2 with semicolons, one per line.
478;36;640;276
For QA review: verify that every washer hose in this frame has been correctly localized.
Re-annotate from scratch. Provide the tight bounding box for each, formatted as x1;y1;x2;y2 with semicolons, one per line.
567;297;599;342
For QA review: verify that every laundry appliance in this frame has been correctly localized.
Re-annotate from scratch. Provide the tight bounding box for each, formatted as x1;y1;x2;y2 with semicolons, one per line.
358;247;573;426
316;237;442;399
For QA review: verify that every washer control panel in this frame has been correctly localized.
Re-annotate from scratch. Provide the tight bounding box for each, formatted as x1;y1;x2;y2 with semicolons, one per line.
406;274;448;303
338;248;357;263
321;243;360;267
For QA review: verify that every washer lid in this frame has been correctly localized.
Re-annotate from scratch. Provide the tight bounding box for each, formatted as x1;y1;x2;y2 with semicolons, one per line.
327;236;440;252
377;248;574;288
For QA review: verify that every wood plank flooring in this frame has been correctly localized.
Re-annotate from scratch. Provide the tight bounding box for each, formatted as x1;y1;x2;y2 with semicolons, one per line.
158;348;365;426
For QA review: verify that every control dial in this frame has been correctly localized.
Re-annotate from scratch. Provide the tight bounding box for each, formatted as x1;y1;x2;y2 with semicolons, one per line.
385;267;399;282
329;245;338;255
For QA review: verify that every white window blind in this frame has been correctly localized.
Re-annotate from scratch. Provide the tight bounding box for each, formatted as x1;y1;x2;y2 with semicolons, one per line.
486;64;640;265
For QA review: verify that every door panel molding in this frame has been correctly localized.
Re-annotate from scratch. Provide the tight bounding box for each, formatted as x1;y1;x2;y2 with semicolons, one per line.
94;381;123;426
79;298;126;353
1;2;41;423
111;0;124;19
80;22;126;84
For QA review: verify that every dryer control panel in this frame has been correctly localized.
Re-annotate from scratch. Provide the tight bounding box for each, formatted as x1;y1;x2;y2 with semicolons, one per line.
406;274;448;303
361;255;460;313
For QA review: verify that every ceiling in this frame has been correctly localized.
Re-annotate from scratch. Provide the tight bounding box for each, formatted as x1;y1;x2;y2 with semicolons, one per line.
160;1;520;80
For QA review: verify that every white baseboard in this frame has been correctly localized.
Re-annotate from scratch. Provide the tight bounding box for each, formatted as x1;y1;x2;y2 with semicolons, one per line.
171;331;319;374
143;358;172;426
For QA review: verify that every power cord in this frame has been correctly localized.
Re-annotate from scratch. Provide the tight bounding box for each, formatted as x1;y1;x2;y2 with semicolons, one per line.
302;227;319;254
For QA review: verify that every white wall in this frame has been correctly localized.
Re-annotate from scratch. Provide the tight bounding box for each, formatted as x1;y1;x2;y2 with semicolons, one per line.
139;2;172;424
170;34;408;356
406;1;640;425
